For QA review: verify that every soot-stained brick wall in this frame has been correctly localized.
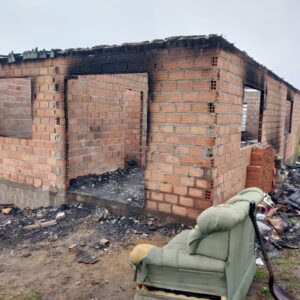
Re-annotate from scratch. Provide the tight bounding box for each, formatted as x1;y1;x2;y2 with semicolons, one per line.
243;90;260;140
67;73;148;180
0;36;299;218
50;43;219;219
212;49;300;204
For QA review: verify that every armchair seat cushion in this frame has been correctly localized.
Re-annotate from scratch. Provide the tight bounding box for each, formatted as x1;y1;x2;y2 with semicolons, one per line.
146;245;225;273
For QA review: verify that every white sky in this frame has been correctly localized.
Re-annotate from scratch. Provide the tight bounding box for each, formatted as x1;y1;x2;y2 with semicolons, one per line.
1;0;299;88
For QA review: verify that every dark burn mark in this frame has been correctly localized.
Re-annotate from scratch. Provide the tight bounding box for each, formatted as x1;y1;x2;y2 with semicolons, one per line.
287;88;294;101
0;35;298;93
244;62;265;91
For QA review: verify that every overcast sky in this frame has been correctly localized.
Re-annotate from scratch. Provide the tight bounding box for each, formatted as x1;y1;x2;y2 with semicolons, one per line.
1;0;299;87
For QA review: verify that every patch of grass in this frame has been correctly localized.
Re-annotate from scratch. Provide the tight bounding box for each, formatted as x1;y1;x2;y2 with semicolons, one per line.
297;145;300;157
249;250;300;299
272;251;300;292
255;267;268;282
11;292;42;300
258;286;272;299
0;288;42;300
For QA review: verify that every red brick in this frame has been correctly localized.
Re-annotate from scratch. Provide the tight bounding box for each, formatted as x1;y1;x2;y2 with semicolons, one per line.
172;205;188;216
151;191;164;201
158;203;172;213
165;194;179;204
189;188;204;198
179;196;194;207
173;185;188;195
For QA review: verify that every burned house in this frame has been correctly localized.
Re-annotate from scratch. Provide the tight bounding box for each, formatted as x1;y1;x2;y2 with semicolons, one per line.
0;35;299;219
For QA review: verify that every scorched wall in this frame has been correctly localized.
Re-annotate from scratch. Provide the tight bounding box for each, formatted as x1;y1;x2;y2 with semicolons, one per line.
212;49;300;204
0;35;299;218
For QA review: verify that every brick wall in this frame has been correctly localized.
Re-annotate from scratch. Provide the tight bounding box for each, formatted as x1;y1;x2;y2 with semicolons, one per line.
284;93;300;162
67;74;147;180
246;145;275;193
0;78;32;138
51;45;219;218
213;49;300;203
123;89;144;163
0;37;299;218
142;49;219;218
0;62;67;191
243;90;260;140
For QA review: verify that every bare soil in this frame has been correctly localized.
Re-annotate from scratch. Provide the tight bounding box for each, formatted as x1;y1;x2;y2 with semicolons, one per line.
0;206;299;300
0;225;168;300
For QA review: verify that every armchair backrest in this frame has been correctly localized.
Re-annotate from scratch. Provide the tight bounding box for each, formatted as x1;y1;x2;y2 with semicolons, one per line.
188;188;264;255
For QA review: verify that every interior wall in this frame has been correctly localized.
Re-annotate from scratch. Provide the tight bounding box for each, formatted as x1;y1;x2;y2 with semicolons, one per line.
123;89;144;163
67;74;148;180
243;90;260;140
260;77;287;153
284;93;300;162
0;78;32;138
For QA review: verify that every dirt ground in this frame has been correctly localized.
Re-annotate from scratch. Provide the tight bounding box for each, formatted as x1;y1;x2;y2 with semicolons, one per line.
0;225;168;300
0;209;299;300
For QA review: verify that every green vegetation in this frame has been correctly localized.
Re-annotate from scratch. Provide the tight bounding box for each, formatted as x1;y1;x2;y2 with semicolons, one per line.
250;250;300;299
255;267;268;282
258;286;272;299
0;288;42;300
272;250;300;292
12;293;42;300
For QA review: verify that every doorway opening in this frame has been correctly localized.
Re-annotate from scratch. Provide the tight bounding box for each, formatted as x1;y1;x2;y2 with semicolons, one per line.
66;74;148;207
241;86;264;147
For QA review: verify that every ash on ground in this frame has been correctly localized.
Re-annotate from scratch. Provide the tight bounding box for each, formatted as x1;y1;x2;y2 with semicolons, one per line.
0;203;187;250
69;164;144;208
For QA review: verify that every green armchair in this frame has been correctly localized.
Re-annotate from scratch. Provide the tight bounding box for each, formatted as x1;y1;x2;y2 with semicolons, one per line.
131;188;264;300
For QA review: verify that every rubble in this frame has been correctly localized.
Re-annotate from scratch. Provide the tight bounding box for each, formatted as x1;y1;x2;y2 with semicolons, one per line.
41;220;57;228
255;160;300;264
257;221;271;236
22;252;32;258
69;165;145;207
0;202;188;249
24;224;41;231
287;190;300;209
99;238;110;247
1;207;12;215
79;239;87;247
75;250;99;264
93;208;109;222
68;244;78;253
55;211;66;220
255;257;264;266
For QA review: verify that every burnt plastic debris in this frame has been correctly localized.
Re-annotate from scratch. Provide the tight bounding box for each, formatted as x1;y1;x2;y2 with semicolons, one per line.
286;190;300;209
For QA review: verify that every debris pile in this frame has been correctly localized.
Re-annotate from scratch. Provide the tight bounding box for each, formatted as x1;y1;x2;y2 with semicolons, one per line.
0;203;95;246
69;164;144;207
0;202;187;250
255;160;300;261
